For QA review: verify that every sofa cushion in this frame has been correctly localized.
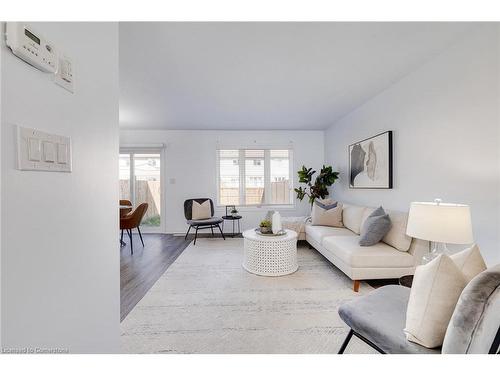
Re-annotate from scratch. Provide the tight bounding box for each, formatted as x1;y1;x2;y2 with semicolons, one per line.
311;200;343;227
342;204;366;234
305;225;355;245
382;210;412;252
322;236;415;268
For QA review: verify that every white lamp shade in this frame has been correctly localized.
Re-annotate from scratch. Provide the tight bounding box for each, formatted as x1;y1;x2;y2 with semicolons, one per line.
406;201;474;244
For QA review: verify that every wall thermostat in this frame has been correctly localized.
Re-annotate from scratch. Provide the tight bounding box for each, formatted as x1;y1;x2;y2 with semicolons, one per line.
5;22;58;73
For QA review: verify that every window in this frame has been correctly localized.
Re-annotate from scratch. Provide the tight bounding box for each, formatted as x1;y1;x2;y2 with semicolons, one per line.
217;148;293;207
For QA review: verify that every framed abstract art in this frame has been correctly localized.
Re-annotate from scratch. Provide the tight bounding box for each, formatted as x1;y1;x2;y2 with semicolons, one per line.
349;131;393;189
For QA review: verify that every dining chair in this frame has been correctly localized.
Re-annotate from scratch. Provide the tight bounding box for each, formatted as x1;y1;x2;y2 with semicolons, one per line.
120;199;133;218
120;203;148;254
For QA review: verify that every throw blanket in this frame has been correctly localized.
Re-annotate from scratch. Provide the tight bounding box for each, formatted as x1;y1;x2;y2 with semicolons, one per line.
281;216;310;237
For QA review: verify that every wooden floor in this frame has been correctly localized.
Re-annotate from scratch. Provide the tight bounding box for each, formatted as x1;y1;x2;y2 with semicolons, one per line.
120;233;191;321
120;232;229;321
120;233;394;321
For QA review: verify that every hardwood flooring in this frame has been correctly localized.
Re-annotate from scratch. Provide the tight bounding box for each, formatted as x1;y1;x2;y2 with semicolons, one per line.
120;232;229;321
120;233;190;321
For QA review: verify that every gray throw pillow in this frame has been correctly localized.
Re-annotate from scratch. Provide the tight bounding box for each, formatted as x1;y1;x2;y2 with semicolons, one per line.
359;207;392;246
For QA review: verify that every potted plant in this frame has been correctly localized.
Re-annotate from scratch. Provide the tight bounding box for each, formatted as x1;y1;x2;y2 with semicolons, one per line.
294;165;339;205
259;220;272;234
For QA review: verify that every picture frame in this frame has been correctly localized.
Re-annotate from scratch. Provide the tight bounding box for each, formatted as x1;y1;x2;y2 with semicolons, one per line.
348;131;393;189
225;205;237;216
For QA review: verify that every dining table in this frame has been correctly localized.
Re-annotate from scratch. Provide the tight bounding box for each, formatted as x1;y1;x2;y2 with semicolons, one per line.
120;204;133;246
120;204;133;217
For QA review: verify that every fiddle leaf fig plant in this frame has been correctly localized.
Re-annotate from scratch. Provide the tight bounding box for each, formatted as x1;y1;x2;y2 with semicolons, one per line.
294;165;339;205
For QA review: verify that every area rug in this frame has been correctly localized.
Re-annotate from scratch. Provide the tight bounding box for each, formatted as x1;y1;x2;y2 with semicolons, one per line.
121;238;376;353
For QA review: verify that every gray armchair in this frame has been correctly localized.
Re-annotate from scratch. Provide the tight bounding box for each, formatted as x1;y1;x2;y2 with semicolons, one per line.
337;265;500;354
184;198;225;245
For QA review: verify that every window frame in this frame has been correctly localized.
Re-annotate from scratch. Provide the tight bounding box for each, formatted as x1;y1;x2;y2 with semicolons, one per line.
216;146;294;209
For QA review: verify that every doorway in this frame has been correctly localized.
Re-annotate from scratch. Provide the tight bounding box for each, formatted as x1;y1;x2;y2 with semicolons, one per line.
119;150;164;233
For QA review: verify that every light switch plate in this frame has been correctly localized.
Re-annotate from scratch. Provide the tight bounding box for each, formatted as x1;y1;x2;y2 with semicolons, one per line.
42;141;56;162
57;143;68;164
54;54;74;93
17;125;72;172
28;138;41;161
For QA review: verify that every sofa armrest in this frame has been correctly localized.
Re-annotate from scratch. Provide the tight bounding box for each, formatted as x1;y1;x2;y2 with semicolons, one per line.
408;238;429;266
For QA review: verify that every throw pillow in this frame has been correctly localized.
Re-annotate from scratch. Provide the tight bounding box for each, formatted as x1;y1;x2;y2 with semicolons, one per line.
359;206;392;246
342;204;366;234
191;200;211;220
450;244;487;283
311;199;343;227
382;210;412;252
404;254;467;348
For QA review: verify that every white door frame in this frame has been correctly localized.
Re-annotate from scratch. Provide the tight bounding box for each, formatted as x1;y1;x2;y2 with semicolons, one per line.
119;147;166;234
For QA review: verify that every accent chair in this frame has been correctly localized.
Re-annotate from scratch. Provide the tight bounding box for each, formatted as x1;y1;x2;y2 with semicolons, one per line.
337;264;500;354
184;198;225;245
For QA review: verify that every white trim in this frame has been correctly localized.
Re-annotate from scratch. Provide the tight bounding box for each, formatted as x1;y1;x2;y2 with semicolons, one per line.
264;149;271;205
119;148;166;233
216;142;293;150
120;143;165;149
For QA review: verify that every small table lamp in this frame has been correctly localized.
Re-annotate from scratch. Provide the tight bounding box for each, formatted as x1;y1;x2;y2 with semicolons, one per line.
406;199;474;264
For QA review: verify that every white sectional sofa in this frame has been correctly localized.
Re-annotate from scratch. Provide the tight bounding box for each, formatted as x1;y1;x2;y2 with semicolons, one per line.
305;203;428;292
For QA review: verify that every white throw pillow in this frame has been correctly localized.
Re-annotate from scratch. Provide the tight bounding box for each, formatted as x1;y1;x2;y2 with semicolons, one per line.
382;210;412;252
342;204;366;234
311;200;343;227
191;200;211;220
450;244;487;283
404;254;467;348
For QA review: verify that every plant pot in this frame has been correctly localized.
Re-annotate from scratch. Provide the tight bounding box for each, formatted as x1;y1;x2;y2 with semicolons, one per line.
259;226;272;234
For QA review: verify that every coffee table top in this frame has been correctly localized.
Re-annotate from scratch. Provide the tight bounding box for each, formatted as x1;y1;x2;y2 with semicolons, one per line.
243;228;297;242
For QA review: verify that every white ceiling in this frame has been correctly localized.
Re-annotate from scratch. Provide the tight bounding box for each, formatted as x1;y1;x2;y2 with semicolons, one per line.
119;22;475;130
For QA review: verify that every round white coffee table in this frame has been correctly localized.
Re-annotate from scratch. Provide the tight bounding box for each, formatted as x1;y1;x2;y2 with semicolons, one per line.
242;229;298;276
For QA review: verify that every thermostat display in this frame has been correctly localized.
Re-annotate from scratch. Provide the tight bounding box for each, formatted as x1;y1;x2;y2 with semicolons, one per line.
6;22;58;73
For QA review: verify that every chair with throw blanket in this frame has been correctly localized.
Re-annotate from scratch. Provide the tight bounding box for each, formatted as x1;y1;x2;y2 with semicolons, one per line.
184;198;225;245
337;264;500;354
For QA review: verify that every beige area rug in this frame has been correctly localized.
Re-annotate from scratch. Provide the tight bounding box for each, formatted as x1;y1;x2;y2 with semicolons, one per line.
121;238;376;354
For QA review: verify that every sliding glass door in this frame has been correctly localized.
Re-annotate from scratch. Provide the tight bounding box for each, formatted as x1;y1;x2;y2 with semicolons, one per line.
119;150;163;232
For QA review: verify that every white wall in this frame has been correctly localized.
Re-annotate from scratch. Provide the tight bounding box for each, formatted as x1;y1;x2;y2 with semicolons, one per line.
325;25;500;265
1;23;120;352
0;30;2;348
119;130;324;233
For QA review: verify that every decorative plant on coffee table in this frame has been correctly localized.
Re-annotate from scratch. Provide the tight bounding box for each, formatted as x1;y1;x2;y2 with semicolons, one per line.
259;220;272;234
294;165;339;205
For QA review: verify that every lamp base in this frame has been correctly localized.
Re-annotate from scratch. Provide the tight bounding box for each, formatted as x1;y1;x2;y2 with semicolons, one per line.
422;242;450;264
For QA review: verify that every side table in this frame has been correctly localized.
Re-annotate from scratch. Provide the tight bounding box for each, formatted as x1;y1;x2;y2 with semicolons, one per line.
222;215;242;237
399;275;414;288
